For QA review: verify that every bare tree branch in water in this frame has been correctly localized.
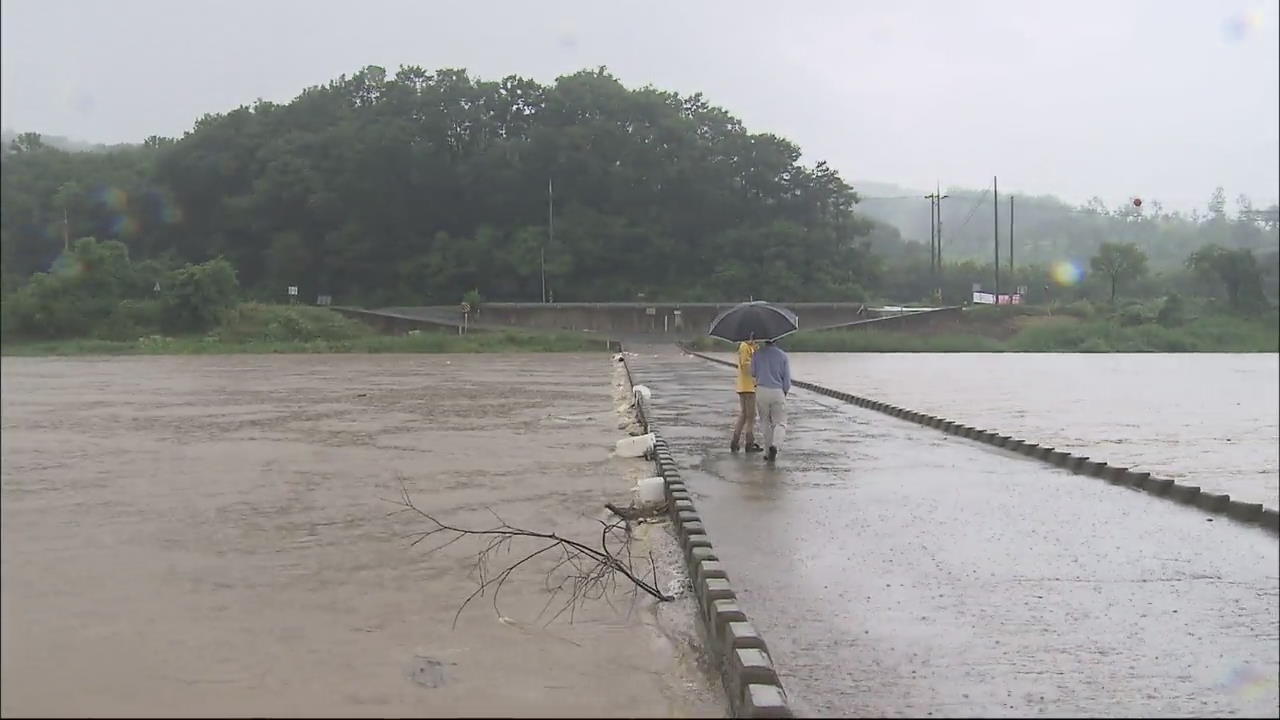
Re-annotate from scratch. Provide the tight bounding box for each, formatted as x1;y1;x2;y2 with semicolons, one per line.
389;482;673;628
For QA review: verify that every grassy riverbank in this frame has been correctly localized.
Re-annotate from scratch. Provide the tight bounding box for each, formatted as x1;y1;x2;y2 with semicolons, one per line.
687;304;1280;353
1;304;609;356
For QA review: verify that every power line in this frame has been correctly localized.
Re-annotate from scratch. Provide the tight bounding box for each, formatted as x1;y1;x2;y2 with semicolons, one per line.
953;187;990;234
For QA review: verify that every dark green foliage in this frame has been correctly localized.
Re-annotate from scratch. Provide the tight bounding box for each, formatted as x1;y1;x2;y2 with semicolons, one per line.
1;66;1275;325
2;238;138;338
1157;293;1186;328
2;67;876;305
1090;242;1149;303
159;257;238;333
1187;245;1269;313
0;237;238;339
212;303;373;343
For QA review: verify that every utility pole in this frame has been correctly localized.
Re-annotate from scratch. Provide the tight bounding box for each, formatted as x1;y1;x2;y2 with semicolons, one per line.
63;207;70;252
925;192;937;274
924;183;949;297
1009;195;1015;278
935;183;947;302
544;177;552;304
993;176;1000;300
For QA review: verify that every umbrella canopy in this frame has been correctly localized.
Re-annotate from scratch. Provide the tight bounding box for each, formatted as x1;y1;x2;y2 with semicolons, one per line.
707;301;799;343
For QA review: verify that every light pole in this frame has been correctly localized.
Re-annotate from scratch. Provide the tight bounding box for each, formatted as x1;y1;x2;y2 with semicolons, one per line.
925;192;936;273
935;185;948;301
544;178;552;303
993;176;1000;300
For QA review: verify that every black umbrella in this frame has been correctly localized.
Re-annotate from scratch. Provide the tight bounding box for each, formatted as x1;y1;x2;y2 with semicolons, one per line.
707;301;799;343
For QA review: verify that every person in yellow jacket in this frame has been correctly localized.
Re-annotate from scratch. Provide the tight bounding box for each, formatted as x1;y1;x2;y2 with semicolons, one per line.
731;340;764;452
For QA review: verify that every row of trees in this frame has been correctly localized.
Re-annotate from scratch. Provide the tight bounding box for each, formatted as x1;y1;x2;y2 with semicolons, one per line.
871;241;1276;313
854;182;1278;270
1090;242;1273;310
2;65;1276;314
1;237;238;340
2;66;877;306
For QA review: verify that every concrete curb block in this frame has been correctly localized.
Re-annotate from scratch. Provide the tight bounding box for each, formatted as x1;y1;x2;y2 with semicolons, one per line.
1167;483;1201;504
1064;455;1089;472
1103;466;1129;484
1261;509;1280;531
679;347;1279;536
1124;470;1152;489
1225;500;1263;522
1196;493;1230;512
688;541;717;567
1080;461;1108;478
623;354;793;719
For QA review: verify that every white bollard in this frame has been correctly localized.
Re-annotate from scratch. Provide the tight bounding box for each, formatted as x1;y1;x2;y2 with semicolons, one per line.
635;476;666;505
615;433;655;458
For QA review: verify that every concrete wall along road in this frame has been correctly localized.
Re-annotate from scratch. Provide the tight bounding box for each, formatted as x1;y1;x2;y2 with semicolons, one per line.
335;303;961;339
331;307;463;335
466;303;874;338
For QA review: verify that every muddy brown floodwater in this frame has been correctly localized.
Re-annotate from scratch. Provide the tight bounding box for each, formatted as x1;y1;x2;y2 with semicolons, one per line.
1;354;724;718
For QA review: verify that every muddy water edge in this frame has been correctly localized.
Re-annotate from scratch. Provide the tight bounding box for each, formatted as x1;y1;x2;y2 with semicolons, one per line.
0;354;724;718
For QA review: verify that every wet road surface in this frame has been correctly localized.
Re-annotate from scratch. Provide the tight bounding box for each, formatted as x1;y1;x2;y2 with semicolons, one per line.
629;351;1280;718
786;353;1280;510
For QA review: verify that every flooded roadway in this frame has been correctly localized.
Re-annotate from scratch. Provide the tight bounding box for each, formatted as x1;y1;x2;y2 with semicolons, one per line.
790;353;1280;510
631;351;1279;717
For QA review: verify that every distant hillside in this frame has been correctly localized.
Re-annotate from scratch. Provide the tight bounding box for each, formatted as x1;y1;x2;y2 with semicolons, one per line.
850;180;1278;269
1;129;136;154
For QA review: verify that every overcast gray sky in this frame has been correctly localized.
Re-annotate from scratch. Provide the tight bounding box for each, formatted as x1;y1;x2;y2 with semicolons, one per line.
3;0;1277;212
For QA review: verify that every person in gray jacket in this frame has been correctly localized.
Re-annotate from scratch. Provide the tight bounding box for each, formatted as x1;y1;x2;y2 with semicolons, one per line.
750;340;791;462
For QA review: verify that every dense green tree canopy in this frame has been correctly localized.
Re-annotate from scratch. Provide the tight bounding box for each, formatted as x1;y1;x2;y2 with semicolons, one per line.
2;66;1276;311
2;66;877;305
